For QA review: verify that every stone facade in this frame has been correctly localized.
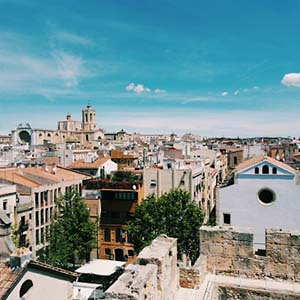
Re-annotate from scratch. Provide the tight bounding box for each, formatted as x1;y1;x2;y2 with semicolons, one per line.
218;286;300;300
105;264;158;300
11;105;104;148
200;226;300;282
179;256;206;288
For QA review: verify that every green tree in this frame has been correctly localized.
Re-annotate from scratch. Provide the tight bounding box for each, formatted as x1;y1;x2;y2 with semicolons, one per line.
127;189;204;264
45;189;97;269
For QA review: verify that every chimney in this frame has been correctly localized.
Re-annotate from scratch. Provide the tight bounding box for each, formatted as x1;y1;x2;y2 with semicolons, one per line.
10;248;32;269
43;164;49;172
52;163;57;174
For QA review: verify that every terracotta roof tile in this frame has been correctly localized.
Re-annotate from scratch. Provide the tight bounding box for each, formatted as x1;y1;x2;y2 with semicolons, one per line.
0;166;88;188
67;157;111;169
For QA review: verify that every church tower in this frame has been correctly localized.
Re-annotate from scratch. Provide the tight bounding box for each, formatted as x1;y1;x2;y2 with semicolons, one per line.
82;104;97;131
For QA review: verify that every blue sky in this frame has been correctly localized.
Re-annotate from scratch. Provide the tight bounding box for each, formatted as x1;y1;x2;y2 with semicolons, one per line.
1;0;300;137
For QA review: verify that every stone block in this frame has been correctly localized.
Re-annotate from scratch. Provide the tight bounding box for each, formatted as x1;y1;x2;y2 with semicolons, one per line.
209;242;225;256
289;234;300;247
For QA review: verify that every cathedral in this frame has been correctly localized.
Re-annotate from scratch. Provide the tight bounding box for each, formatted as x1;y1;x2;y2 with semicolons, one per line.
12;105;104;148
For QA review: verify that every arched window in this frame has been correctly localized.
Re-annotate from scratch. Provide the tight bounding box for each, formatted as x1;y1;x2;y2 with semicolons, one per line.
19;279;33;298
262;165;269;174
254;167;259;174
272;167;277;174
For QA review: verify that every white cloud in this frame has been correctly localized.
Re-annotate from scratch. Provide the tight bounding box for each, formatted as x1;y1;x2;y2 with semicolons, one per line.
55;31;94;46
154;88;166;93
234;90;239;96
52;50;88;88
0;37;91;97
125;82;151;93
253;86;259;90
101;110;300;137
125;83;135;91
281;73;300;87
221;91;228;96
243;88;249;92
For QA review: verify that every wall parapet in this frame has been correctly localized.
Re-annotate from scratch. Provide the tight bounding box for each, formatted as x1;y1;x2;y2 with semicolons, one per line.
105;235;179;300
200;226;300;282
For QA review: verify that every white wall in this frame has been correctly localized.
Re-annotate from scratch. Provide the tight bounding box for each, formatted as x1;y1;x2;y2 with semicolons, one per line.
7;268;73;300
0;184;17;222
219;177;300;249
102;159;118;175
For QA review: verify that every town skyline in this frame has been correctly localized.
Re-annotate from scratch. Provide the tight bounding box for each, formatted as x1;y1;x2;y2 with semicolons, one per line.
1;0;300;136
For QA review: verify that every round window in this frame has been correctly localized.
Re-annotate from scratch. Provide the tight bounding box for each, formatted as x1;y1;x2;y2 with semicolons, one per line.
257;188;276;205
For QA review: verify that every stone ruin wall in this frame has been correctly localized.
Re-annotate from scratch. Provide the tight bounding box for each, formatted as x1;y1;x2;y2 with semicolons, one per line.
179;255;206;288
105;235;178;300
200;226;300;282
218;286;300;300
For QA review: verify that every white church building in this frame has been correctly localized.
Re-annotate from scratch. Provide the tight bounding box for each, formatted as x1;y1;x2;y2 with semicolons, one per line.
218;155;300;250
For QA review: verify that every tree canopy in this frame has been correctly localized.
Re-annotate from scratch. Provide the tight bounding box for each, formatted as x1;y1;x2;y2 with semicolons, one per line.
127;189;204;264
45;189;97;269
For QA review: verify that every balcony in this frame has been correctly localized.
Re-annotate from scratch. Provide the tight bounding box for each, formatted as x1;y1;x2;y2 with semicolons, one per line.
83;179;142;190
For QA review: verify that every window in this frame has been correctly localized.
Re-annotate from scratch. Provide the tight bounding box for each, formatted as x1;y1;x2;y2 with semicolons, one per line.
41;227;44;244
105;248;111;255
116;228;122;242
150;179;157;187
233;156;238;165
254;167;259;174
128;249;134;257
36;229;39;245
262;165;269;174
223;213;231;225
44;191;48;206
40;192;44;207
127;231;133;244
272;167;277;174
258;188;276;205
86;134;89;141
111;212;120;219
35;193;39;208
2;200;7;211
19;279;33;298
40;210;44;225
104;228;111;242
35;212;39;227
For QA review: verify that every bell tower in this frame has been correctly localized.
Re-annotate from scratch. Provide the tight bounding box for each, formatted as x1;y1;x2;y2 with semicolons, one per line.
82;104;97;131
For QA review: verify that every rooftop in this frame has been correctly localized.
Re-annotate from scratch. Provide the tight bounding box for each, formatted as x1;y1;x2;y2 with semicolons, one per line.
68;157;111;169
236;155;296;173
75;259;125;276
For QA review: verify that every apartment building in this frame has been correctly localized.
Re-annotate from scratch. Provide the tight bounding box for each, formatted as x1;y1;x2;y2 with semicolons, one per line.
83;178;143;263
0;165;88;258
